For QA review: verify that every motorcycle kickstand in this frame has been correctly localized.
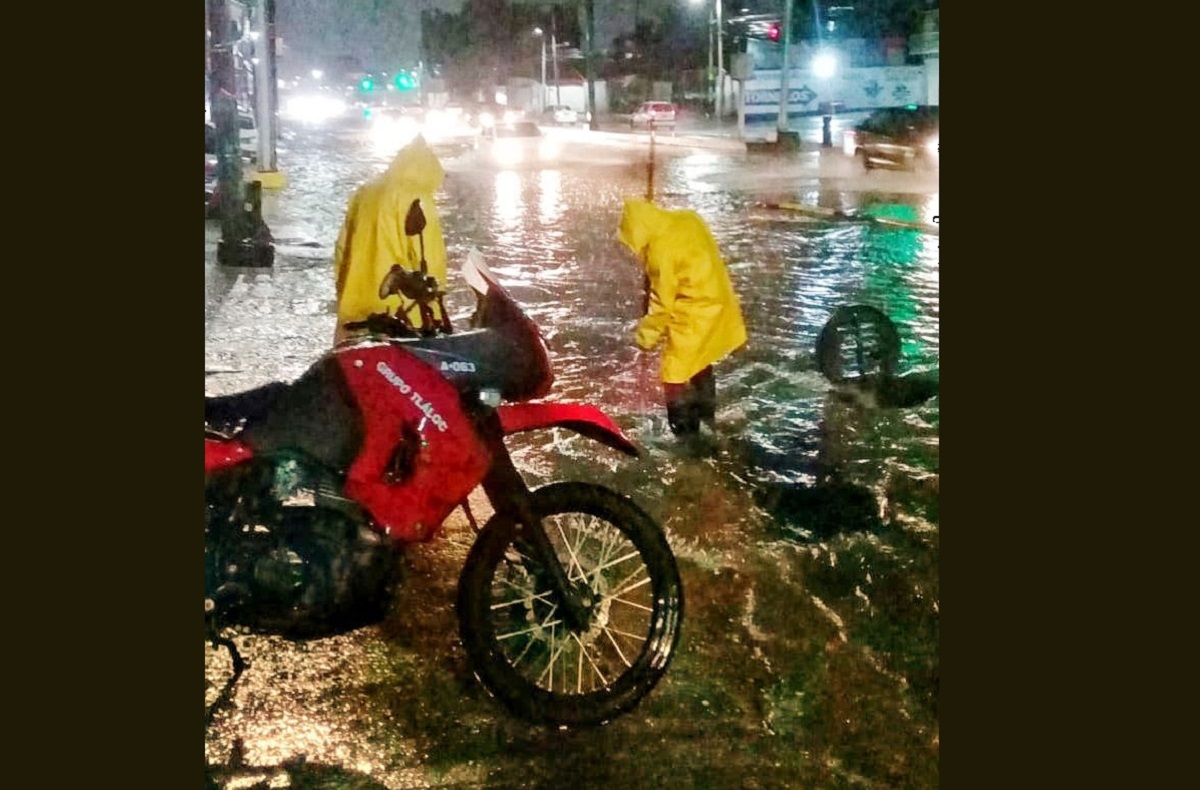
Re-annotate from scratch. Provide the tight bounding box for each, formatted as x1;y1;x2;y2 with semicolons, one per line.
206;629;246;728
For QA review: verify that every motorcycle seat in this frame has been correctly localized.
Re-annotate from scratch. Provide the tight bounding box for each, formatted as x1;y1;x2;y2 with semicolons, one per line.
392;328;545;402
204;381;289;436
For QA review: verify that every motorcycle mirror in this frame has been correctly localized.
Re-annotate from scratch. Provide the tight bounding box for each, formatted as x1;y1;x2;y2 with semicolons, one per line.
379;264;406;300
404;199;426;237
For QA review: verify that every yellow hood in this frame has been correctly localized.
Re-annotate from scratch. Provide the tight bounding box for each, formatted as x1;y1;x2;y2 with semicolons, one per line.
334;135;448;335
619;198;748;383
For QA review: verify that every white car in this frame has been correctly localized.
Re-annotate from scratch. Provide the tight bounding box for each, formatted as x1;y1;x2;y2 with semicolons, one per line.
630;101;676;128
478;121;561;167
544;105;578;126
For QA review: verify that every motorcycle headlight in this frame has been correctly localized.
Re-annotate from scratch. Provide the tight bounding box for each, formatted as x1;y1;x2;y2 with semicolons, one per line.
478;388;501;408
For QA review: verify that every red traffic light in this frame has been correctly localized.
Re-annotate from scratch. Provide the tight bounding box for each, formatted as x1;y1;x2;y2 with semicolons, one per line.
767;23;781;41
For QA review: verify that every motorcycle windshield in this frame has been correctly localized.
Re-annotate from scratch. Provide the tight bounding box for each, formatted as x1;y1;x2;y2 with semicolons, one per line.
462;250;554;401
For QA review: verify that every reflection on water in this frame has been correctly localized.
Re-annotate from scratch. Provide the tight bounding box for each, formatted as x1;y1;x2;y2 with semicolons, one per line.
207;130;939;787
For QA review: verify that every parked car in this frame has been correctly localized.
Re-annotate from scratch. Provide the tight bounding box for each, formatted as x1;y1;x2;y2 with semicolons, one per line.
477;121;561;167
543;104;578;126
852;105;939;171
630;101;677;128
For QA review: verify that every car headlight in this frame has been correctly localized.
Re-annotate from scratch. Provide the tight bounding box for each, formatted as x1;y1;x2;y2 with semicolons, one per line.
926;135;939;158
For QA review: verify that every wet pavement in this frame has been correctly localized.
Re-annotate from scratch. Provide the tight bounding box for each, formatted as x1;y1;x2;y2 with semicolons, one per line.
206;118;939;789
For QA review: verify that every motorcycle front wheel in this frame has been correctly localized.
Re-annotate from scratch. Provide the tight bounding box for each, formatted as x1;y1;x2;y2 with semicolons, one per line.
457;482;683;727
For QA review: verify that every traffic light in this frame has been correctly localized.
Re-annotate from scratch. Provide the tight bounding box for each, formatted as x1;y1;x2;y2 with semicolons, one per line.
767;22;781;42
359;77;375;92
394;72;415;90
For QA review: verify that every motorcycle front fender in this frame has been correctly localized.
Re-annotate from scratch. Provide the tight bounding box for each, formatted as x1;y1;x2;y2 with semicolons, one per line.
497;403;639;458
205;436;255;473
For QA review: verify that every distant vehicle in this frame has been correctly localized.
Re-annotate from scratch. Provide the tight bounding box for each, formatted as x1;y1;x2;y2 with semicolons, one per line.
630;101;676;128
478;121;562;167
544;105;578;125
469;103;524;129
851;105;939;171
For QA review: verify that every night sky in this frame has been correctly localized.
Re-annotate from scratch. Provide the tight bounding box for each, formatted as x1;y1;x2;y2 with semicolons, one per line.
276;0;698;71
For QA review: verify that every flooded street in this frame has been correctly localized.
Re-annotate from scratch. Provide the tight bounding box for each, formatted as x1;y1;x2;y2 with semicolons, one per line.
206;124;939;789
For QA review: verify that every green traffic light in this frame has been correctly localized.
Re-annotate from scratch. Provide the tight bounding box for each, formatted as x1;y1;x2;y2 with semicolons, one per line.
360;78;375;92
394;72;415;90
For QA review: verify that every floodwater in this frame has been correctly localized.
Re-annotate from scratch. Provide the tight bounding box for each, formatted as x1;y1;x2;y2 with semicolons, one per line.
205;123;939;789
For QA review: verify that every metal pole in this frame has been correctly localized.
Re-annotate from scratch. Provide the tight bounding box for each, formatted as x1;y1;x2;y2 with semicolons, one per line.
208;0;244;257
553;32;561;106
715;0;724;118
208;0;273;267
777;0;793;133
585;0;598;129
537;31;546;111
253;0;277;173
708;10;714;114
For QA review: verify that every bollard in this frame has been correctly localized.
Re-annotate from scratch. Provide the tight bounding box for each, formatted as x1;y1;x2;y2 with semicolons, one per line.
218;180;275;268
822;115;832;148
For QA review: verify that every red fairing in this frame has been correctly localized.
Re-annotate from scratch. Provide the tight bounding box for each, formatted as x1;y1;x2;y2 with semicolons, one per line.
205;437;254;473
336;344;491;542
498;403;640;457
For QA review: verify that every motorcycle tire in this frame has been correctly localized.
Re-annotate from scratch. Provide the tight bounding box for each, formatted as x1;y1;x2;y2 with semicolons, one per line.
457;482;683;727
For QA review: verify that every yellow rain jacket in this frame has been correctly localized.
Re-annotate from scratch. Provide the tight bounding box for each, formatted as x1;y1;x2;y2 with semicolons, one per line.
618;198;748;384
333;135;448;338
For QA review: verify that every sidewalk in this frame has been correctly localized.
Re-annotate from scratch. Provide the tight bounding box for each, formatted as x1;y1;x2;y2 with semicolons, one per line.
569;111;869;154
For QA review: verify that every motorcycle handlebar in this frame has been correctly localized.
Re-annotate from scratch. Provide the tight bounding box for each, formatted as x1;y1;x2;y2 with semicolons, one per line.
343;312;419;338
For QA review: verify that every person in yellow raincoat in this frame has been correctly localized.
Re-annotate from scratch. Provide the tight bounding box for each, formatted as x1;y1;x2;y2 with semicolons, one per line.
618;198;748;437
333;134;449;344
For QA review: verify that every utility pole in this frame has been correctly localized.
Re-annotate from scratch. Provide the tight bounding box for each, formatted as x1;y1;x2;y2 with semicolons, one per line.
715;0;724;118
585;0;598;130
207;0;273;267
708;9;715;114
535;28;546;111
553;30;560;106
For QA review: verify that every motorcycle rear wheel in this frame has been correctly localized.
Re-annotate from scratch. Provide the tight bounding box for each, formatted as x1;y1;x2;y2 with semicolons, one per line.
457;482;683;726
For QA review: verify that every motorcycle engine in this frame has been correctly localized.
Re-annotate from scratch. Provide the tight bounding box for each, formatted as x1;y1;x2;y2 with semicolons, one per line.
205;459;398;639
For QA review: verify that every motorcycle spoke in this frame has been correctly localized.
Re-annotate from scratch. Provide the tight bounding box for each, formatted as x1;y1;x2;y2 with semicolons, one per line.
590;549;645;581
495;618;564;642
609;594;654;614
553;518;590;584
538;624;569;691
607;567;652;601
601;627;634;669
570;632;610;690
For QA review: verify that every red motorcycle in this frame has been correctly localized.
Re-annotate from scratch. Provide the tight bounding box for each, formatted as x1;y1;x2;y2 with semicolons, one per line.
205;200;683;727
